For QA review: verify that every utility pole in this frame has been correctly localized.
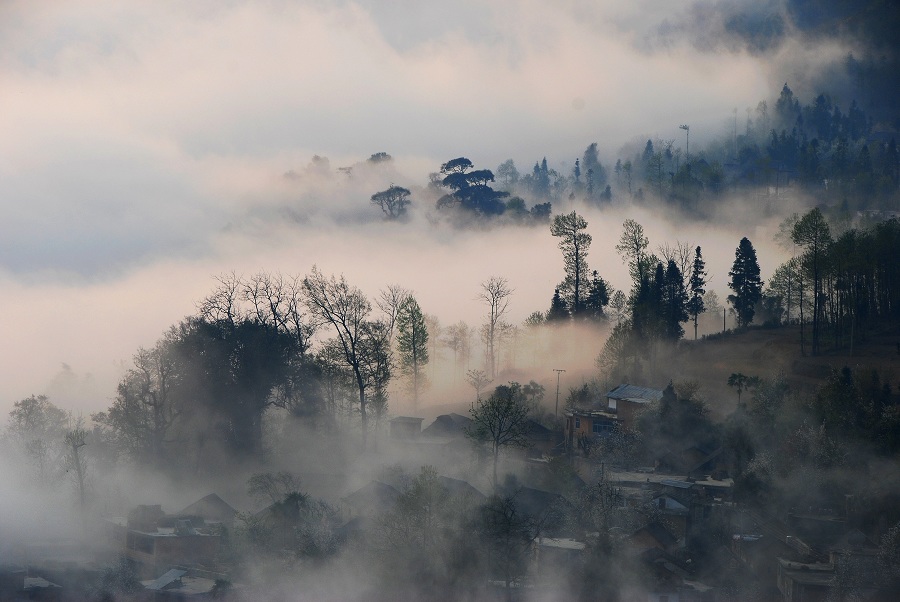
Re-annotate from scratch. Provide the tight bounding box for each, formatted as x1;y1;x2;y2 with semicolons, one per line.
554;369;566;419
679;124;690;163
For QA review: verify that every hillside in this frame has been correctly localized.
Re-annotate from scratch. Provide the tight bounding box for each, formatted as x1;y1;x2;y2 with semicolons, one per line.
674;323;900;418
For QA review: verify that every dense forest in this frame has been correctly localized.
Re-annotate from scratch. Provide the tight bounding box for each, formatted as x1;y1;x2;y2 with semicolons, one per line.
361;80;899;229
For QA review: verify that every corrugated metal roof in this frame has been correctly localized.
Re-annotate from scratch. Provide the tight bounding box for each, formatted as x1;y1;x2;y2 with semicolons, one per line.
146;569;187;591
660;479;693;489
607;384;664;403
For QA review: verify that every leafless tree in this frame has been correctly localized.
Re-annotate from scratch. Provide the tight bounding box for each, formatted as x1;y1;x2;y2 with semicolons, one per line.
64;424;88;523
93;343;180;468
466;369;492;402
443;321;472;378
467;384;531;489
658;240;693;287
197;272;243;326
424;313;442;380
376;284;412;344
303;267;391;450
244;272;317;354
479;276;513;380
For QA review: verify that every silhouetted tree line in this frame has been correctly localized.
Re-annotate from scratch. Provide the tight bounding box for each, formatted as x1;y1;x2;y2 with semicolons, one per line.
767;210;900;355
89;270;403;470
363;81;898;226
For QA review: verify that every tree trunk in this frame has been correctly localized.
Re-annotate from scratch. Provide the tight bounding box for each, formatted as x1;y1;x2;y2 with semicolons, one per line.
493;447;500;492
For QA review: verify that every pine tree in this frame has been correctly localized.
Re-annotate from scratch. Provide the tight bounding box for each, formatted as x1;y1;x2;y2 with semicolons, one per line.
547;288;570;322
728;237;763;328
396;295;429;408
687;246;708;340
662;260;689;341
584;271;610;321
550;211;591;316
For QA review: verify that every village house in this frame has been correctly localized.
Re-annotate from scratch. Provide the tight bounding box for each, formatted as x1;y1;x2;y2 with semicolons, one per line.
102;502;224;579
564;408;619;453
420;413;472;440
564;383;665;454
389;416;424;440
606;383;664;430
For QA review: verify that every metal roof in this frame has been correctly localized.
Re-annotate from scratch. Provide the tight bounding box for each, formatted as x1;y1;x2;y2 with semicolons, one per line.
660;479;693;489
606;384;664;404
146;569;187;591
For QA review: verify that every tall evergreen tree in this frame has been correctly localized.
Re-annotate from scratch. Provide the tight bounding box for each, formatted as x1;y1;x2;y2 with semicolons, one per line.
662;260;689;341
396;295;429;409
547;288;570;322
687;246;708;340
728;237;763;328
584;271;610;321
550;211;592;316
582;143;606;188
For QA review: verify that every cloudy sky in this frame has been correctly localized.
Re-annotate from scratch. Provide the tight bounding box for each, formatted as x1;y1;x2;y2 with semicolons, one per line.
0;0;853;415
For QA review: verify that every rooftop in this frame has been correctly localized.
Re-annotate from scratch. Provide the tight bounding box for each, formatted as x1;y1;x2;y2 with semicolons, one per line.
177;493;237;524
607;384;664;404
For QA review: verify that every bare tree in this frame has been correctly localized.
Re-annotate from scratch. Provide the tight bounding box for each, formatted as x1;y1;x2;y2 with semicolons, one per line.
317;341;358;429
479;277;513;380
424;313;442;381
93;343;180;467
376;284;412;344
6;394;69;484
244;272;317;353
303;267;390;449
443;321;472;379
197;272;243;327
64;424;88;523
467;383;532;489
466;369;492;402
657;240;693;288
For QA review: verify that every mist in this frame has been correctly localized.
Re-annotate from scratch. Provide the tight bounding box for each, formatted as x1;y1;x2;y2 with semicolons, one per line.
0;0;859;408
3;1;900;600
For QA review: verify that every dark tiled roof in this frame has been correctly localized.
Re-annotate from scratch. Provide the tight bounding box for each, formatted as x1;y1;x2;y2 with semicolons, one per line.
177;493;237;523
341;481;400;514
421;413;473;438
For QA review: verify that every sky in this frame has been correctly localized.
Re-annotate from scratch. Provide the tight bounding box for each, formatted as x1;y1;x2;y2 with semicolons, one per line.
0;0;853;416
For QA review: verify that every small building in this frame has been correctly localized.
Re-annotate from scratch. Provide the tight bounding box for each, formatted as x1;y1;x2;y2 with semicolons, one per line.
639;547;716;602
0;565;62;602
102;505;222;578
177;494;238;528
776;558;834;602
564;409;619;452
420;413;473;439
340;480;400;521
389;416;424;440
606;384;664;430
523;419;559;458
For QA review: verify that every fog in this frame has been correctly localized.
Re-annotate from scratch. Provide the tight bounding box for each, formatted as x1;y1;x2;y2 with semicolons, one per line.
0;195;792;417
3;1;899;599
0;0;862;412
